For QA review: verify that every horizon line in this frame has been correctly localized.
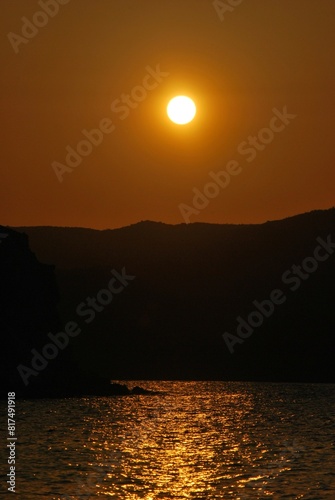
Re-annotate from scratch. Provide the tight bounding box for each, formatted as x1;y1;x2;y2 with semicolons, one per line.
3;206;335;232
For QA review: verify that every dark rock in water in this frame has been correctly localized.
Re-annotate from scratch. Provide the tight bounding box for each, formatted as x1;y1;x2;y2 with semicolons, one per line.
131;385;153;395
82;383;156;397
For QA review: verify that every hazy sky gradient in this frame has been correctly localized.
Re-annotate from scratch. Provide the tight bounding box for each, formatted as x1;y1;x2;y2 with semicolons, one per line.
1;0;334;228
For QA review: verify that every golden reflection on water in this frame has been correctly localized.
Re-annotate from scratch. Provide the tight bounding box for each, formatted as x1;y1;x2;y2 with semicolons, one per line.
58;383;257;499
7;381;335;499
64;383;289;498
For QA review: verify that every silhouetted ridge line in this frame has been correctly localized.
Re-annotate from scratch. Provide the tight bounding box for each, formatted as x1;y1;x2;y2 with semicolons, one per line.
3;207;335;384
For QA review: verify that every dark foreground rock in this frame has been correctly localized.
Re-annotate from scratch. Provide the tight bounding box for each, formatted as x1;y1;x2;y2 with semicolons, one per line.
0;225;155;400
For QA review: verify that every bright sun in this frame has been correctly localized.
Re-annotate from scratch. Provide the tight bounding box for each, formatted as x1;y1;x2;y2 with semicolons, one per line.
167;96;196;125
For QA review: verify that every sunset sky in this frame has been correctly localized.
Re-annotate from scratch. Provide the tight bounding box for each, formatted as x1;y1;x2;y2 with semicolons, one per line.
1;0;334;229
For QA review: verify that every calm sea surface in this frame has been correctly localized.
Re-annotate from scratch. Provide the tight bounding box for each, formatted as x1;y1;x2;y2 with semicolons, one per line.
1;382;335;499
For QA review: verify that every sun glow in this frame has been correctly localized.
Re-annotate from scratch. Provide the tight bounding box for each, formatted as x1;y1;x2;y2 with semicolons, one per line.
167;96;196;125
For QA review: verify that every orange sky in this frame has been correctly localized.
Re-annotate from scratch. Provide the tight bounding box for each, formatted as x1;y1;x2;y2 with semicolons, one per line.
1;0;334;229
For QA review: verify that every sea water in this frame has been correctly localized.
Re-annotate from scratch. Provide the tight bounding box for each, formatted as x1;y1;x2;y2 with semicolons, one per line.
1;382;334;499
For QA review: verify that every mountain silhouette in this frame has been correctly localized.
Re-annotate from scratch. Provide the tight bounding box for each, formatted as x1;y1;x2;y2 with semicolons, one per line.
4;207;335;386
